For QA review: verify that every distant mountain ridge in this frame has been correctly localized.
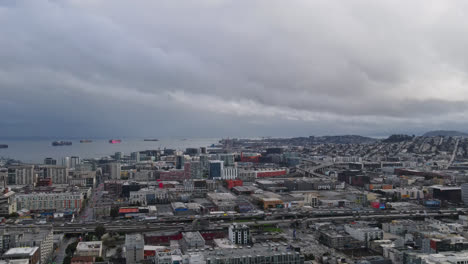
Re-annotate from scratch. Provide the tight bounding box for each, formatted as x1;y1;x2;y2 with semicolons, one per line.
423;130;468;137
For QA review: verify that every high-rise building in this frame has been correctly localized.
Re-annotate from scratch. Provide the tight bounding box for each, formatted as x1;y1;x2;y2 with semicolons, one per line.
70;156;81;169
190;161;203;179
185;148;200;156
114;152;124;160
218;154;235;167
209;160;223;179
200;147;207;154
7;166;35;185
44;158;57;165
222;167;238;180
130;152;140;162
109;163;121;179
125;234;144;264
176;155;185;170
229;224;250;244
45;166;69;184
62;157;71;168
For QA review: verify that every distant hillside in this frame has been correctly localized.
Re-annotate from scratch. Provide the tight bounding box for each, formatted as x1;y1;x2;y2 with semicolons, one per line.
382;134;414;143
423;130;468;137
310;135;378;144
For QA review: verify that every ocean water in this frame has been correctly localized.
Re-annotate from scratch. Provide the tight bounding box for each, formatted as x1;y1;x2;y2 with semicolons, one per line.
0;138;219;164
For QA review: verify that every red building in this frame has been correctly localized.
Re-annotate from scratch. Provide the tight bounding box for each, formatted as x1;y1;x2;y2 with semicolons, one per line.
241;153;261;163
225;179;243;189
37;178;52;187
256;169;287;178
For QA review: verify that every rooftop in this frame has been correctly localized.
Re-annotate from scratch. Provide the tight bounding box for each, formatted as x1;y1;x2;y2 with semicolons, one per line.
4;247;39;256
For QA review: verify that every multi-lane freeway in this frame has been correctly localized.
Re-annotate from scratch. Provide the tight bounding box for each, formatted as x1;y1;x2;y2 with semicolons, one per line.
4;208;464;234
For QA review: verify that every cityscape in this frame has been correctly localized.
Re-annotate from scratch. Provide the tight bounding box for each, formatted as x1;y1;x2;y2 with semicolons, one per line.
3;1;468;264
1;132;468;263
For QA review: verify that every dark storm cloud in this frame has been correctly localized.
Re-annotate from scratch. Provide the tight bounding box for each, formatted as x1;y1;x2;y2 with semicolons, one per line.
2;0;468;138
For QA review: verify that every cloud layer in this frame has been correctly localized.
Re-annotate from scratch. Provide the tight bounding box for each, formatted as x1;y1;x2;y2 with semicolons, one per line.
2;0;468;138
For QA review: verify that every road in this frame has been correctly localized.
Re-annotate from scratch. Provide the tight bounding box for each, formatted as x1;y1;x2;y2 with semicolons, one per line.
52;236;76;264
5;209;462;234
80;183;104;221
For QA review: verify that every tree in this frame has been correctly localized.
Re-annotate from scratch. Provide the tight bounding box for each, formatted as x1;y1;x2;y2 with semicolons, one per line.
95;224;106;239
63;255;72;264
8;212;19;218
110;207;119;218
65;241;78;256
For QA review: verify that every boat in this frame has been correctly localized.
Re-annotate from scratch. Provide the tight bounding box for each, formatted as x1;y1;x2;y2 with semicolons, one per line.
52;141;72;146
80;139;92;143
109;139;122;144
143;139;159;141
0;144;8;149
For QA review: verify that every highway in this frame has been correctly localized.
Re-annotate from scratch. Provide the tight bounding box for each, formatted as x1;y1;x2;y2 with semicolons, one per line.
4;208;463;234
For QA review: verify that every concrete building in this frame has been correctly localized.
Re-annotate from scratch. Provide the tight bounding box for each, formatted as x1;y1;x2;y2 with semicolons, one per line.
7;166;35;186
125;234;144;264
70;156;81;169
180;232;205;252
61;157;70;168
221;167;238;180
228;224;250;244
131;152;140;163
189;161;203;179
345;224;383;247
218;154;235;167
109;163;121;180
45;166;69;184
75;241;103;257
2;247;40;264
204;244;304;264
0;190;16;216
304;193;318;207
16;191;84;211
129;188;169;205
176;155;185;170
209;161;223;179
15;228;53;264
43;158;57;165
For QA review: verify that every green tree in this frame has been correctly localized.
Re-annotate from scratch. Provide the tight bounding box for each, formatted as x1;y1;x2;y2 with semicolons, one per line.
8;212;19;218
95;224;106;239
63;255;72;264
65;241;78;256
110;207;119;218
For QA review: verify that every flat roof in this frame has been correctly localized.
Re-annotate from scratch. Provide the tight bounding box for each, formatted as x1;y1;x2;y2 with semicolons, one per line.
4;247;39;256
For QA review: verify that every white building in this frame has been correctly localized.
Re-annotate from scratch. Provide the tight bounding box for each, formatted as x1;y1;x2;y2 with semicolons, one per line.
129;188;169;205
228;224;250;245
70;156;81;169
8;166;35;186
125;234;144;264
109;163;121;179
221;167;238;180
45;166;69;184
75;241;103;257
345;224;383;246
16;192;84;211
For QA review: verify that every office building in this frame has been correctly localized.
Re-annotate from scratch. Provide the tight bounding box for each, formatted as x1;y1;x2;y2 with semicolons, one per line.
109;163;121;179
209;161;223;179
43;158;57;165
7;166;35;186
218;154;235;167
462;183;468;205
221;167;238;180
190;161;203;179
70;156;81;169
125;234;144;264
228;224;250;244
45;166;69;184
131;152;140;163
16;191;84;211
61;157;70;168
15;228;54;264
114;152;124;160
185;148;200;156
176;155;185;170
180;232;205;252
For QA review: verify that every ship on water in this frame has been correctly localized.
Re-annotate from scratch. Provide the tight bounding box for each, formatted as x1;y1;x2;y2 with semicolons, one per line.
143;139;159;141
80;139;92;143
0;144;8;149
109;139;122;144
52;141;72;146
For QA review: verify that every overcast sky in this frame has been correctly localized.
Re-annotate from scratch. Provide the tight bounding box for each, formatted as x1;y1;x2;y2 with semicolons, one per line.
2;0;468;138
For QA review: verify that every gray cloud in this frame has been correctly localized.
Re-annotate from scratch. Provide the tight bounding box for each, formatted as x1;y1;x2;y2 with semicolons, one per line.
1;0;468;138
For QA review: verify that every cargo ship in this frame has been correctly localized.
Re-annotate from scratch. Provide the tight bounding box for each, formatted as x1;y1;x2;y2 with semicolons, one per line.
80;139;92;143
109;139;122;144
143;139;159;141
0;144;8;149
52;141;72;146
